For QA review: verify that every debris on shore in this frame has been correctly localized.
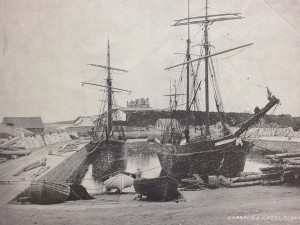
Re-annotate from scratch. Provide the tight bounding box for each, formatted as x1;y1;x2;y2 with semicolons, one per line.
13;157;47;176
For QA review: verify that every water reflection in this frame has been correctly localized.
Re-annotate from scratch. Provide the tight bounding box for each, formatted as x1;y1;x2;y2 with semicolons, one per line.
81;140;271;192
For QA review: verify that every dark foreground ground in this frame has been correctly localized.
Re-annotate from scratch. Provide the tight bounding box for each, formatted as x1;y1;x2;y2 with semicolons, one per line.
1;185;300;225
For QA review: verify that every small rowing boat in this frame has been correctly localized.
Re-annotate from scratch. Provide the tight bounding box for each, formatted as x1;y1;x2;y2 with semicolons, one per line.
29;181;70;204
133;176;179;201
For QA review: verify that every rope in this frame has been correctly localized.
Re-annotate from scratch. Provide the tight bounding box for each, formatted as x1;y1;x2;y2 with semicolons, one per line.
87;141;102;155
261;0;300;37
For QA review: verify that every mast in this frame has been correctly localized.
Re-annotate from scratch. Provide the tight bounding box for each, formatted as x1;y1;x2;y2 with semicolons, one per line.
166;0;249;137
185;0;191;142
83;39;129;139
204;0;210;135
107;38;112;136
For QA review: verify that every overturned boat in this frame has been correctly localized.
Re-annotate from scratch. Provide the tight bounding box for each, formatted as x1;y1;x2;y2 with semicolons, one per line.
29;181;70;204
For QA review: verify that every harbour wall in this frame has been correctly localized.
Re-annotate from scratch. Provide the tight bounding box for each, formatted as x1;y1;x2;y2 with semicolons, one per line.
249;138;300;153
37;143;89;184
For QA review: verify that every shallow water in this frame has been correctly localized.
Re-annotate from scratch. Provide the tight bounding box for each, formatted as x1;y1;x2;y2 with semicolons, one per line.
80;140;270;193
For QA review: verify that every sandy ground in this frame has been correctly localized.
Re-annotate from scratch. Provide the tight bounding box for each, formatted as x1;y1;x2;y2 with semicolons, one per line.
1;185;300;225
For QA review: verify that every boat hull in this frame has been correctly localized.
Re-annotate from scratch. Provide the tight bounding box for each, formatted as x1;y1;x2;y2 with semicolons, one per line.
29;181;70;204
133;176;179;201
87;138;127;160
153;138;251;180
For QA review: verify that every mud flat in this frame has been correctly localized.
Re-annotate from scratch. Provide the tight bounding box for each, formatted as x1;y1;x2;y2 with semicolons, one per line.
0;139;89;205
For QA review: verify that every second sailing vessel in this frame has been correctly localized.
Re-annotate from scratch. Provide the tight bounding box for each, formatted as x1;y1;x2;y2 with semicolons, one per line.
154;0;280;180
82;39;131;158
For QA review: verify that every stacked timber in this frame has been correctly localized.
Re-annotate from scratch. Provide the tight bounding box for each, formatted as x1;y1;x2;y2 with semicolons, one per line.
0;137;31;159
262;151;300;184
227;171;284;188
246;127;300;138
0;132;78;160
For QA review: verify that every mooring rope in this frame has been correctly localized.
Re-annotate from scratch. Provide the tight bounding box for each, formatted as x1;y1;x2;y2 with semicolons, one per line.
87;141;102;155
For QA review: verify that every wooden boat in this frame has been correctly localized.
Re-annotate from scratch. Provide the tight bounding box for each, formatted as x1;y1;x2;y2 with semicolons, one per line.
29;181;70;204
133;176;179;201
154;0;280;180
82;39;130;157
104;173;134;192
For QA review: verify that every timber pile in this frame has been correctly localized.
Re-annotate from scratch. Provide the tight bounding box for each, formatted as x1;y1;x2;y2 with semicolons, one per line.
198;172;285;189
227;172;284;188
0;137;32;160
178;172;286;190
0;131;78;160
225;151;300;187
179;174;206;191
264;151;300;184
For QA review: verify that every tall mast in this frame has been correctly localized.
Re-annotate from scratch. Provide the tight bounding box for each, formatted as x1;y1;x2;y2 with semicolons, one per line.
107;38;112;136
168;0;249;137
204;0;210;135
84;39;129;139
185;0;191;141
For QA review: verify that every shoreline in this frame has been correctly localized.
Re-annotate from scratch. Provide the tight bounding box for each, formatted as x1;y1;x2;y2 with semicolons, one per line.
1;185;300;225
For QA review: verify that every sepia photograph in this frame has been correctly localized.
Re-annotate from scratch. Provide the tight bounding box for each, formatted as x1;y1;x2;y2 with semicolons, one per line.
0;0;300;224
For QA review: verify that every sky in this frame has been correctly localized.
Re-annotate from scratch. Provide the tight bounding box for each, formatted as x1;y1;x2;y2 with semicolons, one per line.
0;0;299;123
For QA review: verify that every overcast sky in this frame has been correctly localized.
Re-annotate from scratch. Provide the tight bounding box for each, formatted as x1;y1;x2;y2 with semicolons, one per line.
0;0;299;123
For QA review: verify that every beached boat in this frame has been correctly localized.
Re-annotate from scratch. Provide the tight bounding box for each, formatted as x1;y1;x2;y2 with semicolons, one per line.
133;176;179;201
104;173;134;192
82;39;131;157
29;181;70;204
154;0;280;180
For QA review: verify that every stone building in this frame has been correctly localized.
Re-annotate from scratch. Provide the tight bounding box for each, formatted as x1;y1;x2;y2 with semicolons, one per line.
127;98;150;108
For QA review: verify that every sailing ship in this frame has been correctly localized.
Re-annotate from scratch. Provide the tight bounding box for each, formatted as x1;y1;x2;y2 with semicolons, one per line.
154;0;280;180
82;39;131;158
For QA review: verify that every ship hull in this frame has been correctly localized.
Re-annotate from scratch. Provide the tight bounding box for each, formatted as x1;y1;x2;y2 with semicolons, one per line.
87;138;127;160
153;138;251;180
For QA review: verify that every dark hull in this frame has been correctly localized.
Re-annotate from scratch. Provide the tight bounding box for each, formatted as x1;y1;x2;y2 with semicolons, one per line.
133;176;178;201
153;138;251;180
87;138;127;160
87;138;127;182
29;181;70;204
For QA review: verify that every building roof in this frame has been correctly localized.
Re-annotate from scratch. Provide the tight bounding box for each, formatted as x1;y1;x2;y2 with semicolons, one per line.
3;117;44;129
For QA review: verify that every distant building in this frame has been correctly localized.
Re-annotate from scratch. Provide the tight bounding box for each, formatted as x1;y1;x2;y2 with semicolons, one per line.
127;98;150;108
3;117;44;133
